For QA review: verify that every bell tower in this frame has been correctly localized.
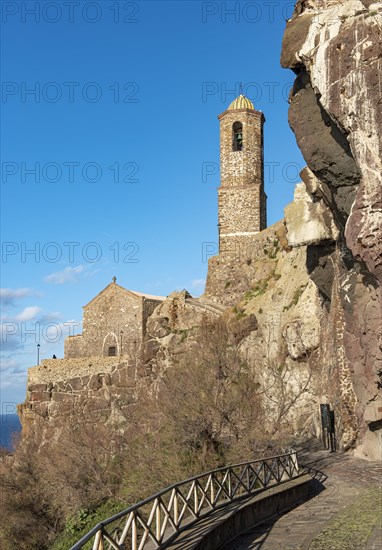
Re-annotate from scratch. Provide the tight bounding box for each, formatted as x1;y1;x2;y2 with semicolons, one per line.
218;94;266;257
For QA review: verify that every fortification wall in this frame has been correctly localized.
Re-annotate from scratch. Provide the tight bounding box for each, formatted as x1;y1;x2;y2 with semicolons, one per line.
206;221;286;305
29;356;124;385
20;357;138;428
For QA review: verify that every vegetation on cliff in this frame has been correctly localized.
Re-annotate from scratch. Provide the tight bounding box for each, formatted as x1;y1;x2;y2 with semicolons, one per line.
0;317;304;549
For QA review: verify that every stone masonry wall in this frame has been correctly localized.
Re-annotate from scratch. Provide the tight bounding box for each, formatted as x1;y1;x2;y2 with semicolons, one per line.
219;109;264;187
64;335;84;358
218;185;262;251
65;283;145;358
83;284;143;355
29;357;124;385
20;284;166;437
218;108;266;253
19;357;138;431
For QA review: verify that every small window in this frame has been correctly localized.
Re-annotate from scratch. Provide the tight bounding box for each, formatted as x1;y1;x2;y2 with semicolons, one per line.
108;346;116;357
233;121;243;151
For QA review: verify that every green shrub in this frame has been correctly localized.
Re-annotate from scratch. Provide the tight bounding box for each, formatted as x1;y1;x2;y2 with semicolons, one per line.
52;501;122;550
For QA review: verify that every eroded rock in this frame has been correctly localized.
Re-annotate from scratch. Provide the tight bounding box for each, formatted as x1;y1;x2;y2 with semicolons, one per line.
281;0;382;459
285;182;339;247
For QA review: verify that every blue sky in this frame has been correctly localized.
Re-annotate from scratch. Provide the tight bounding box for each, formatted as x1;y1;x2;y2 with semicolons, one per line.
0;0;305;409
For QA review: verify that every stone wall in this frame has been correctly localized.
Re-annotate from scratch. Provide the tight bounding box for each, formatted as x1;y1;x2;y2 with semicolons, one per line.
20;293;227;433
81;283;143;357
19;357;138;431
29;357;124;385
47;283;166;434
218;186;262;247
64;335;84;358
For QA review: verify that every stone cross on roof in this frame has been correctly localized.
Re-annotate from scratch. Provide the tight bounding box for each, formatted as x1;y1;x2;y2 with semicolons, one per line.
112;276;117;283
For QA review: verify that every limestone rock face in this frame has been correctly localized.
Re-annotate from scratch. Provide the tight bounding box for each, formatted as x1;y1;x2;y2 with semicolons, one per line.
146;290;224;337
143;290;227;377
205;216;323;437
281;0;382;459
206;222;287;306
285;182;339;247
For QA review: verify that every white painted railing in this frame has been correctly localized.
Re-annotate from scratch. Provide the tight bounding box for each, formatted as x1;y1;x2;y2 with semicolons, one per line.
71;451;299;550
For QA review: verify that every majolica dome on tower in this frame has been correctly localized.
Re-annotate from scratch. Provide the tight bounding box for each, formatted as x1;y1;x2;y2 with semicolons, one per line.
228;94;254;110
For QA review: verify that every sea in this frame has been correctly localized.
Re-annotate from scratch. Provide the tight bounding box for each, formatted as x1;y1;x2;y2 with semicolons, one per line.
0;414;22;451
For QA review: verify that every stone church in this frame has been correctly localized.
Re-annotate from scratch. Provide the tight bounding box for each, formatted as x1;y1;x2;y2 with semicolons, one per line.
64;278;164;358
64;93;265;359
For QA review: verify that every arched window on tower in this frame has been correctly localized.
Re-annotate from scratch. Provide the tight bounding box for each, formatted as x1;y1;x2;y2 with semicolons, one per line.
233;121;243;151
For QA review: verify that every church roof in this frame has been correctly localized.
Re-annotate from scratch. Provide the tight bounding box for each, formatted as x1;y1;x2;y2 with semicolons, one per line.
130;290;166;301
83;279;165;308
228;94;254;111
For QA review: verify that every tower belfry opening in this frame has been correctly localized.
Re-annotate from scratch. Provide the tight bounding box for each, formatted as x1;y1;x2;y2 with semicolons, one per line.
217;94;267;256
233;121;243;151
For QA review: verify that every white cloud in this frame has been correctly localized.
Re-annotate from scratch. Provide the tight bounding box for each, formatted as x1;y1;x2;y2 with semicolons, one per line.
14;306;42;322
0;323;22;352
44;265;85;285
43;320;82;343
0;309;65;353
0;288;33;306
0;357;22;373
191;279;206;290
0;357;27;389
38;311;62;323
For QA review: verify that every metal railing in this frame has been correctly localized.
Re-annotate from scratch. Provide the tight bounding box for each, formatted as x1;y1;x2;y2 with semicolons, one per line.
71;451;299;550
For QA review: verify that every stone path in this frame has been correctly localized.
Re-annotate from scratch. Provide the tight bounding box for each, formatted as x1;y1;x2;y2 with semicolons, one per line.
220;441;382;550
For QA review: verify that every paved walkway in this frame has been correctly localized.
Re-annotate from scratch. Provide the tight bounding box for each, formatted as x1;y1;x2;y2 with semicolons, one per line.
220;441;382;550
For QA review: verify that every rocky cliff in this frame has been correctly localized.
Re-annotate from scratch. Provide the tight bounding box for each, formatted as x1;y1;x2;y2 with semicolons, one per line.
281;0;382;459
17;0;381;461
18;292;229;438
